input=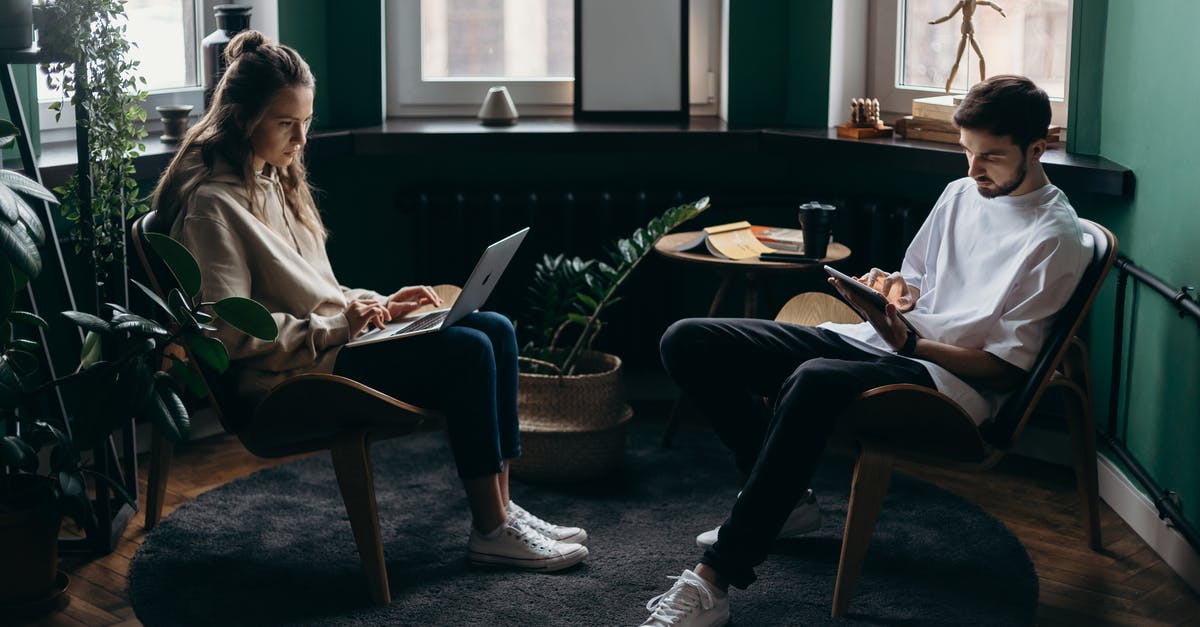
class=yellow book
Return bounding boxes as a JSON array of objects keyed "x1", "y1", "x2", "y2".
[{"x1": 675, "y1": 221, "x2": 774, "y2": 260}]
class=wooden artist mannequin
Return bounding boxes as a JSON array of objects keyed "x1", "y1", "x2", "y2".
[{"x1": 929, "y1": 0, "x2": 1006, "y2": 93}]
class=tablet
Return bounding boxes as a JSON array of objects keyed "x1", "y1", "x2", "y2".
[{"x1": 824, "y1": 265, "x2": 921, "y2": 338}]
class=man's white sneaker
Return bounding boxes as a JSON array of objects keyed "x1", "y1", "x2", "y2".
[
  {"x1": 696, "y1": 489, "x2": 820, "y2": 551},
  {"x1": 508, "y1": 501, "x2": 589, "y2": 544},
  {"x1": 468, "y1": 518, "x2": 588, "y2": 571},
  {"x1": 641, "y1": 569, "x2": 730, "y2": 627}
]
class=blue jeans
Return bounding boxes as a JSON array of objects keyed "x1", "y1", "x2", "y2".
[
  {"x1": 660, "y1": 319, "x2": 934, "y2": 588},
  {"x1": 333, "y1": 311, "x2": 521, "y2": 479}
]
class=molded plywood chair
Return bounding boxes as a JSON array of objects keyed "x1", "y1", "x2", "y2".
[
  {"x1": 775, "y1": 220, "x2": 1116, "y2": 617},
  {"x1": 131, "y1": 211, "x2": 459, "y2": 605}
]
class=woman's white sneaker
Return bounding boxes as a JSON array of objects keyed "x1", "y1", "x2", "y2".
[
  {"x1": 508, "y1": 501, "x2": 589, "y2": 544},
  {"x1": 641, "y1": 569, "x2": 730, "y2": 627},
  {"x1": 468, "y1": 517, "x2": 588, "y2": 571},
  {"x1": 696, "y1": 489, "x2": 820, "y2": 550}
]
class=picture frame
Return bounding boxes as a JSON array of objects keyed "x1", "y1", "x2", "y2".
[{"x1": 573, "y1": 0, "x2": 688, "y2": 123}]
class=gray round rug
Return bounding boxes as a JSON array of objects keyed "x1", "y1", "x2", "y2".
[{"x1": 130, "y1": 424, "x2": 1037, "y2": 626}]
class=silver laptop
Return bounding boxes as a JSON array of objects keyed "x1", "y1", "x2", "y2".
[{"x1": 345, "y1": 227, "x2": 530, "y2": 348}]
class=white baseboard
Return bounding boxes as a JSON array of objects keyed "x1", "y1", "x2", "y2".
[
  {"x1": 1009, "y1": 424, "x2": 1200, "y2": 596},
  {"x1": 1097, "y1": 454, "x2": 1200, "y2": 596}
]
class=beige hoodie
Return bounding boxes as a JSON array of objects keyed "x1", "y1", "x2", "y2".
[{"x1": 170, "y1": 164, "x2": 384, "y2": 405}]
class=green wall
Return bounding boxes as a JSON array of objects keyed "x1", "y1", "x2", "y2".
[
  {"x1": 278, "y1": 1, "x2": 384, "y2": 129},
  {"x1": 726, "y1": 0, "x2": 832, "y2": 127},
  {"x1": 1, "y1": 64, "x2": 40, "y2": 164},
  {"x1": 1080, "y1": 0, "x2": 1200, "y2": 533}
]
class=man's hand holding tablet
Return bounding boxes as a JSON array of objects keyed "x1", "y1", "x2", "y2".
[{"x1": 824, "y1": 265, "x2": 922, "y2": 340}]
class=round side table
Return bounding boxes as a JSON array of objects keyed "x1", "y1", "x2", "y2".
[{"x1": 654, "y1": 231, "x2": 852, "y2": 318}]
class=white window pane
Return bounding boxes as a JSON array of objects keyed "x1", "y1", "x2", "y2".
[
  {"x1": 901, "y1": 0, "x2": 1069, "y2": 99},
  {"x1": 421, "y1": 0, "x2": 574, "y2": 80},
  {"x1": 37, "y1": 0, "x2": 197, "y2": 101}
]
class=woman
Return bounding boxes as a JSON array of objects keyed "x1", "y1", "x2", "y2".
[{"x1": 151, "y1": 30, "x2": 588, "y2": 572}]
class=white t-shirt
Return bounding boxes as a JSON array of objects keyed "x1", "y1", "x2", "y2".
[{"x1": 820, "y1": 177, "x2": 1093, "y2": 424}]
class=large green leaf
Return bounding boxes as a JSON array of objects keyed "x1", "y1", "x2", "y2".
[
  {"x1": 149, "y1": 372, "x2": 190, "y2": 443},
  {"x1": 213, "y1": 297, "x2": 277, "y2": 341},
  {"x1": 62, "y1": 310, "x2": 111, "y2": 334},
  {"x1": 111, "y1": 313, "x2": 170, "y2": 339},
  {"x1": 130, "y1": 278, "x2": 176, "y2": 323},
  {"x1": 8, "y1": 310, "x2": 48, "y2": 329},
  {"x1": 0, "y1": 169, "x2": 59, "y2": 204},
  {"x1": 168, "y1": 353, "x2": 208, "y2": 398},
  {"x1": 0, "y1": 210, "x2": 41, "y2": 278},
  {"x1": 0, "y1": 119, "x2": 17, "y2": 143},
  {"x1": 79, "y1": 331, "x2": 102, "y2": 368},
  {"x1": 145, "y1": 232, "x2": 201, "y2": 298},
  {"x1": 0, "y1": 354, "x2": 23, "y2": 408},
  {"x1": 187, "y1": 334, "x2": 229, "y2": 373},
  {"x1": 0, "y1": 435, "x2": 37, "y2": 472}
]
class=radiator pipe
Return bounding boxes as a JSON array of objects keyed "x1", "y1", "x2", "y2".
[{"x1": 1104, "y1": 255, "x2": 1200, "y2": 553}]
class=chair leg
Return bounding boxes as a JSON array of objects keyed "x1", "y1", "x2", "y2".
[
  {"x1": 1064, "y1": 387, "x2": 1103, "y2": 551},
  {"x1": 145, "y1": 426, "x2": 173, "y2": 530},
  {"x1": 832, "y1": 443, "x2": 895, "y2": 618},
  {"x1": 330, "y1": 430, "x2": 391, "y2": 605}
]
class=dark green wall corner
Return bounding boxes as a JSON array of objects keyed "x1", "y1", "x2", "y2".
[
  {"x1": 278, "y1": 0, "x2": 384, "y2": 130},
  {"x1": 726, "y1": 0, "x2": 832, "y2": 127},
  {"x1": 1, "y1": 64, "x2": 41, "y2": 164}
]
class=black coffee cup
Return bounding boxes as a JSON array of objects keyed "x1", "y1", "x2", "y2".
[{"x1": 798, "y1": 201, "x2": 837, "y2": 260}]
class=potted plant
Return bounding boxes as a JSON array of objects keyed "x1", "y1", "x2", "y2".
[
  {"x1": 0, "y1": 120, "x2": 276, "y2": 616},
  {"x1": 512, "y1": 197, "x2": 710, "y2": 482},
  {"x1": 33, "y1": 0, "x2": 149, "y2": 289}
]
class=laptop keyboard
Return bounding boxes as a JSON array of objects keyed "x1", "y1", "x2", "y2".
[{"x1": 399, "y1": 310, "x2": 448, "y2": 335}]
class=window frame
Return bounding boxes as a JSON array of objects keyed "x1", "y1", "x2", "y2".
[
  {"x1": 867, "y1": 0, "x2": 1070, "y2": 127},
  {"x1": 36, "y1": 0, "x2": 278, "y2": 145},
  {"x1": 385, "y1": 0, "x2": 721, "y2": 118}
]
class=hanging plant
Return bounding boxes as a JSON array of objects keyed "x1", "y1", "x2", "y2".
[{"x1": 34, "y1": 0, "x2": 149, "y2": 281}]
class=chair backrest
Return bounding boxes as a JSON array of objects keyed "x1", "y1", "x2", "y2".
[
  {"x1": 980, "y1": 219, "x2": 1117, "y2": 449},
  {"x1": 130, "y1": 211, "x2": 251, "y2": 434}
]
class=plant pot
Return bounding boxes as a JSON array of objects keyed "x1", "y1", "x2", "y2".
[
  {"x1": 512, "y1": 350, "x2": 633, "y2": 483},
  {"x1": 0, "y1": 475, "x2": 66, "y2": 612}
]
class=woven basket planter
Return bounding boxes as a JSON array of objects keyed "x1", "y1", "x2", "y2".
[{"x1": 512, "y1": 350, "x2": 633, "y2": 482}]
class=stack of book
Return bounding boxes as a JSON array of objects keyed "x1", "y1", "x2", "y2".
[{"x1": 895, "y1": 95, "x2": 1062, "y2": 145}]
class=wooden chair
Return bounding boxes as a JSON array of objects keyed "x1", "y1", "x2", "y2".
[
  {"x1": 773, "y1": 220, "x2": 1116, "y2": 617},
  {"x1": 131, "y1": 211, "x2": 459, "y2": 605}
]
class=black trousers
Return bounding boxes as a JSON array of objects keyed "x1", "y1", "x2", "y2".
[{"x1": 659, "y1": 319, "x2": 934, "y2": 588}]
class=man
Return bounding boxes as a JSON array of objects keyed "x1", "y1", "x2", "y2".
[{"x1": 641, "y1": 75, "x2": 1092, "y2": 626}]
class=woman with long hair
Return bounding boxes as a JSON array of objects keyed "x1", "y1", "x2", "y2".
[{"x1": 152, "y1": 30, "x2": 588, "y2": 572}]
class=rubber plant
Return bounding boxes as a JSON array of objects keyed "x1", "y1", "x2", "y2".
[
  {"x1": 33, "y1": 0, "x2": 150, "y2": 279},
  {"x1": 520, "y1": 196, "x2": 710, "y2": 375},
  {"x1": 0, "y1": 119, "x2": 276, "y2": 541}
]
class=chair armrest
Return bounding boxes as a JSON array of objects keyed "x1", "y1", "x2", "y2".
[
  {"x1": 241, "y1": 374, "x2": 442, "y2": 458},
  {"x1": 840, "y1": 384, "x2": 990, "y2": 463}
]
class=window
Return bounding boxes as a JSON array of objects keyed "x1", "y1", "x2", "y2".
[
  {"x1": 387, "y1": 0, "x2": 721, "y2": 117},
  {"x1": 34, "y1": 0, "x2": 281, "y2": 143},
  {"x1": 869, "y1": 0, "x2": 1071, "y2": 126}
]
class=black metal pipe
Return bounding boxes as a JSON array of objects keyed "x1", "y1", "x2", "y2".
[{"x1": 1106, "y1": 254, "x2": 1200, "y2": 554}]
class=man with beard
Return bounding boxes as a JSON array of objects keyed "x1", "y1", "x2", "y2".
[{"x1": 640, "y1": 75, "x2": 1092, "y2": 627}]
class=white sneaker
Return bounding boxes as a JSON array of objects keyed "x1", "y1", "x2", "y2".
[
  {"x1": 641, "y1": 569, "x2": 730, "y2": 627},
  {"x1": 696, "y1": 489, "x2": 820, "y2": 551},
  {"x1": 508, "y1": 501, "x2": 589, "y2": 544},
  {"x1": 468, "y1": 517, "x2": 589, "y2": 571}
]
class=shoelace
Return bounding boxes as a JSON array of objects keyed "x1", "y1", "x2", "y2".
[
  {"x1": 644, "y1": 575, "x2": 714, "y2": 624},
  {"x1": 510, "y1": 503, "x2": 561, "y2": 535},
  {"x1": 507, "y1": 518, "x2": 554, "y2": 552}
]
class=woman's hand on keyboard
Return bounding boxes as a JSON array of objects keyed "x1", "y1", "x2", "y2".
[
  {"x1": 345, "y1": 299, "x2": 392, "y2": 337},
  {"x1": 386, "y1": 285, "x2": 443, "y2": 318}
]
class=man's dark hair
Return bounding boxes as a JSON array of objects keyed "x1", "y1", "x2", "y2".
[{"x1": 953, "y1": 75, "x2": 1051, "y2": 150}]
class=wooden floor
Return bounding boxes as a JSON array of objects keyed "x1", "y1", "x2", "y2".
[{"x1": 15, "y1": 413, "x2": 1200, "y2": 627}]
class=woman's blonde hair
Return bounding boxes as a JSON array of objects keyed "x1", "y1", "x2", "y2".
[{"x1": 151, "y1": 30, "x2": 324, "y2": 238}]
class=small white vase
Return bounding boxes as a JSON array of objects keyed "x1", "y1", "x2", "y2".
[{"x1": 477, "y1": 86, "x2": 518, "y2": 127}]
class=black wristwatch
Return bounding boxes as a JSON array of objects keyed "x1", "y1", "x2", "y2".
[{"x1": 897, "y1": 331, "x2": 918, "y2": 357}]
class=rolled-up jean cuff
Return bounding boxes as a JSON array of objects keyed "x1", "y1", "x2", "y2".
[
  {"x1": 700, "y1": 548, "x2": 757, "y2": 590},
  {"x1": 455, "y1": 455, "x2": 505, "y2": 480}
]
